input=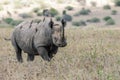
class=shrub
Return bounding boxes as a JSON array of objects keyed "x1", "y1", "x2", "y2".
[
  {"x1": 103, "y1": 16, "x2": 112, "y2": 21},
  {"x1": 55, "y1": 16, "x2": 61, "y2": 21},
  {"x1": 43, "y1": 9, "x2": 50, "y2": 16},
  {"x1": 103, "y1": 5, "x2": 111, "y2": 10},
  {"x1": 3, "y1": 18, "x2": 23, "y2": 26},
  {"x1": 87, "y1": 17, "x2": 100, "y2": 23},
  {"x1": 115, "y1": 0, "x2": 120, "y2": 6},
  {"x1": 10, "y1": 20, "x2": 23, "y2": 26},
  {"x1": 49, "y1": 8, "x2": 59, "y2": 17},
  {"x1": 62, "y1": 10, "x2": 66, "y2": 15},
  {"x1": 37, "y1": 12, "x2": 42, "y2": 16},
  {"x1": 72, "y1": 20, "x2": 86, "y2": 26},
  {"x1": 63, "y1": 14, "x2": 72, "y2": 21},
  {"x1": 62, "y1": 10, "x2": 72, "y2": 21},
  {"x1": 79, "y1": 8, "x2": 91, "y2": 15},
  {"x1": 19, "y1": 13, "x2": 32, "y2": 18},
  {"x1": 3, "y1": 18, "x2": 13, "y2": 24},
  {"x1": 33, "y1": 7, "x2": 40, "y2": 13},
  {"x1": 106, "y1": 19, "x2": 115, "y2": 25},
  {"x1": 72, "y1": 21, "x2": 80, "y2": 26},
  {"x1": 111, "y1": 10, "x2": 117, "y2": 15},
  {"x1": 65, "y1": 6, "x2": 73, "y2": 11},
  {"x1": 79, "y1": 20, "x2": 86, "y2": 26}
]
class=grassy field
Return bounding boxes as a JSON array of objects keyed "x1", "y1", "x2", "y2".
[{"x1": 0, "y1": 27, "x2": 120, "y2": 80}]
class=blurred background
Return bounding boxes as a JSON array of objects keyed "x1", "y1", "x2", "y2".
[{"x1": 0, "y1": 0, "x2": 120, "y2": 28}]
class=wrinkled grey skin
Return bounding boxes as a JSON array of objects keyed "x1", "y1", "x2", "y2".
[{"x1": 11, "y1": 18, "x2": 67, "y2": 62}]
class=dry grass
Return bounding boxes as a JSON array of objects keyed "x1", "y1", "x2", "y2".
[{"x1": 0, "y1": 27, "x2": 120, "y2": 80}]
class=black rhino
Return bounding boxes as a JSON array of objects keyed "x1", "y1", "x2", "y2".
[{"x1": 11, "y1": 18, "x2": 67, "y2": 62}]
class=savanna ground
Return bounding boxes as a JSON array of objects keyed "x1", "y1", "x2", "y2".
[{"x1": 0, "y1": 27, "x2": 120, "y2": 80}]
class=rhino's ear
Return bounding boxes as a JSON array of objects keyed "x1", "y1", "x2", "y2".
[
  {"x1": 61, "y1": 19, "x2": 66, "y2": 27},
  {"x1": 49, "y1": 18, "x2": 54, "y2": 28}
]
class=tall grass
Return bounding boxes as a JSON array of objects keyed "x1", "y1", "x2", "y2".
[{"x1": 0, "y1": 27, "x2": 120, "y2": 80}]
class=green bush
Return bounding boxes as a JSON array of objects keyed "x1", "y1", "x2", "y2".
[
  {"x1": 87, "y1": 17, "x2": 100, "y2": 23},
  {"x1": 103, "y1": 16, "x2": 112, "y2": 21},
  {"x1": 72, "y1": 20, "x2": 86, "y2": 26},
  {"x1": 103, "y1": 5, "x2": 111, "y2": 10},
  {"x1": 62, "y1": 10, "x2": 66, "y2": 15},
  {"x1": 65, "y1": 6, "x2": 73, "y2": 11},
  {"x1": 55, "y1": 16, "x2": 61, "y2": 21},
  {"x1": 72, "y1": 21, "x2": 80, "y2": 26},
  {"x1": 19, "y1": 13, "x2": 32, "y2": 18},
  {"x1": 49, "y1": 8, "x2": 59, "y2": 17},
  {"x1": 3, "y1": 18, "x2": 23, "y2": 26},
  {"x1": 79, "y1": 20, "x2": 86, "y2": 26},
  {"x1": 79, "y1": 8, "x2": 91, "y2": 15},
  {"x1": 37, "y1": 12, "x2": 42, "y2": 16},
  {"x1": 63, "y1": 14, "x2": 72, "y2": 21},
  {"x1": 62, "y1": 10, "x2": 72, "y2": 21},
  {"x1": 10, "y1": 20, "x2": 23, "y2": 26},
  {"x1": 106, "y1": 19, "x2": 115, "y2": 25},
  {"x1": 115, "y1": 0, "x2": 120, "y2": 6},
  {"x1": 33, "y1": 7, "x2": 40, "y2": 13},
  {"x1": 111, "y1": 10, "x2": 117, "y2": 15},
  {"x1": 3, "y1": 18, "x2": 13, "y2": 24}
]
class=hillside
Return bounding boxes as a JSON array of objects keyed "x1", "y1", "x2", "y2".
[{"x1": 0, "y1": 0, "x2": 120, "y2": 27}]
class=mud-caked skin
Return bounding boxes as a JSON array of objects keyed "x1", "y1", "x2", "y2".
[{"x1": 11, "y1": 18, "x2": 67, "y2": 62}]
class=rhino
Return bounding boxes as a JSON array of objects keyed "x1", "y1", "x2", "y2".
[{"x1": 11, "y1": 18, "x2": 67, "y2": 62}]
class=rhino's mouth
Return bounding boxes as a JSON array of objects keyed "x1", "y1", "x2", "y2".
[
  {"x1": 55, "y1": 41, "x2": 67, "y2": 47},
  {"x1": 52, "y1": 36, "x2": 67, "y2": 47},
  {"x1": 59, "y1": 42, "x2": 67, "y2": 47}
]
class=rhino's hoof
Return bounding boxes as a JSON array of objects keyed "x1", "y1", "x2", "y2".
[
  {"x1": 46, "y1": 58, "x2": 51, "y2": 62},
  {"x1": 27, "y1": 58, "x2": 34, "y2": 62},
  {"x1": 18, "y1": 59, "x2": 23, "y2": 63},
  {"x1": 44, "y1": 57, "x2": 51, "y2": 62}
]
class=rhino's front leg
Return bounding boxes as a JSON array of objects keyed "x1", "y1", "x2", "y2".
[
  {"x1": 27, "y1": 54, "x2": 35, "y2": 61},
  {"x1": 37, "y1": 47, "x2": 50, "y2": 61}
]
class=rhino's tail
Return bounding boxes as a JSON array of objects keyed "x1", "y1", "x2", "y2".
[{"x1": 4, "y1": 37, "x2": 11, "y2": 41}]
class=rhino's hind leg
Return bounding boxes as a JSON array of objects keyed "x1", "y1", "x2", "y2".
[
  {"x1": 12, "y1": 38, "x2": 23, "y2": 63},
  {"x1": 37, "y1": 47, "x2": 50, "y2": 61},
  {"x1": 16, "y1": 47, "x2": 23, "y2": 63},
  {"x1": 27, "y1": 54, "x2": 35, "y2": 61}
]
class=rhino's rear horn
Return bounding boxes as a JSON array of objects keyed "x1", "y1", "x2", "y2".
[
  {"x1": 61, "y1": 19, "x2": 66, "y2": 27},
  {"x1": 49, "y1": 18, "x2": 54, "y2": 28}
]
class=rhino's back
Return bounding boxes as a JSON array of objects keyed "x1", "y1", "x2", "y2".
[
  {"x1": 12, "y1": 20, "x2": 37, "y2": 53},
  {"x1": 12, "y1": 18, "x2": 53, "y2": 53}
]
